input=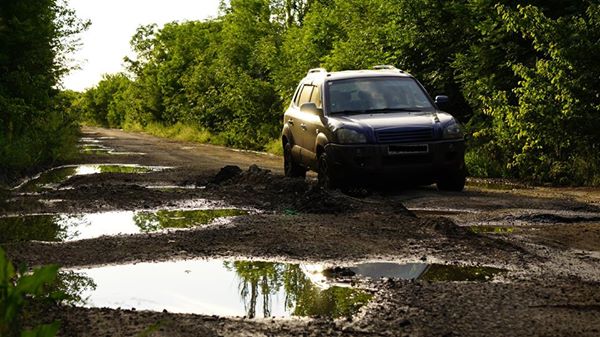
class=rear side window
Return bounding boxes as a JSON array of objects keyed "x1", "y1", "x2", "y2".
[
  {"x1": 310, "y1": 85, "x2": 322, "y2": 108},
  {"x1": 296, "y1": 85, "x2": 314, "y2": 107}
]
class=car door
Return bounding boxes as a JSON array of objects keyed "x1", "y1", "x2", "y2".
[
  {"x1": 299, "y1": 84, "x2": 325, "y2": 168},
  {"x1": 286, "y1": 83, "x2": 313, "y2": 161}
]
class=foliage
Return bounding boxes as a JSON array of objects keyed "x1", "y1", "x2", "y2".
[
  {"x1": 0, "y1": 0, "x2": 89, "y2": 181},
  {"x1": 0, "y1": 248, "x2": 60, "y2": 337},
  {"x1": 77, "y1": 0, "x2": 599, "y2": 185}
]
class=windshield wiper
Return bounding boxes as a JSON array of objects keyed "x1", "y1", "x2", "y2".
[{"x1": 366, "y1": 108, "x2": 423, "y2": 113}]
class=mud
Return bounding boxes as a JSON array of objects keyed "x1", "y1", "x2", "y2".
[{"x1": 1, "y1": 126, "x2": 600, "y2": 337}]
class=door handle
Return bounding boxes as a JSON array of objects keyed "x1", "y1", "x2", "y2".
[
  {"x1": 287, "y1": 119, "x2": 294, "y2": 126},
  {"x1": 300, "y1": 124, "x2": 307, "y2": 130}
]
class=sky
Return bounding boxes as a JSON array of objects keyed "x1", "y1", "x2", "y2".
[{"x1": 61, "y1": 0, "x2": 221, "y2": 92}]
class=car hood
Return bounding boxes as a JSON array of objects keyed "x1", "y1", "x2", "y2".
[{"x1": 328, "y1": 111, "x2": 455, "y2": 131}]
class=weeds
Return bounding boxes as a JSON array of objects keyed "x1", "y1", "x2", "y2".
[{"x1": 0, "y1": 248, "x2": 63, "y2": 337}]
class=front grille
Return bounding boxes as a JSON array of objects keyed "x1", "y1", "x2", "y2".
[
  {"x1": 382, "y1": 154, "x2": 433, "y2": 166},
  {"x1": 376, "y1": 128, "x2": 434, "y2": 143}
]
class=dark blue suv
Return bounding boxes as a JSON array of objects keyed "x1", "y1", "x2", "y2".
[{"x1": 281, "y1": 66, "x2": 466, "y2": 191}]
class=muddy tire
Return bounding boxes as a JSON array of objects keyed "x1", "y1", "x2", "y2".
[
  {"x1": 436, "y1": 169, "x2": 466, "y2": 192},
  {"x1": 284, "y1": 143, "x2": 306, "y2": 178},
  {"x1": 317, "y1": 153, "x2": 339, "y2": 189}
]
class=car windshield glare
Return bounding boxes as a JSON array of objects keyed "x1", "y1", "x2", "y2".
[{"x1": 326, "y1": 77, "x2": 433, "y2": 115}]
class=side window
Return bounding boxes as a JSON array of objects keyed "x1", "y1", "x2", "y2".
[
  {"x1": 297, "y1": 85, "x2": 313, "y2": 107},
  {"x1": 310, "y1": 85, "x2": 322, "y2": 108},
  {"x1": 291, "y1": 84, "x2": 302, "y2": 106}
]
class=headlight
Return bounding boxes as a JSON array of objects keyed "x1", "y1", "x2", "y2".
[
  {"x1": 336, "y1": 129, "x2": 367, "y2": 144},
  {"x1": 443, "y1": 120, "x2": 464, "y2": 139}
]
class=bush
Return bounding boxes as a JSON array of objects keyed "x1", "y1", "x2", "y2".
[{"x1": 0, "y1": 248, "x2": 60, "y2": 337}]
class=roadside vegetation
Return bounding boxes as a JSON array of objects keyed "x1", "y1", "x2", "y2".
[
  {"x1": 72, "y1": 0, "x2": 600, "y2": 186},
  {"x1": 0, "y1": 0, "x2": 89, "y2": 184},
  {"x1": 3, "y1": 0, "x2": 598, "y2": 186},
  {"x1": 0, "y1": 247, "x2": 93, "y2": 337}
]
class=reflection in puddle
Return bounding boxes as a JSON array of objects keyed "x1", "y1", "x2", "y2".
[
  {"x1": 343, "y1": 262, "x2": 506, "y2": 282},
  {"x1": 469, "y1": 226, "x2": 515, "y2": 234},
  {"x1": 74, "y1": 260, "x2": 372, "y2": 318},
  {"x1": 409, "y1": 207, "x2": 480, "y2": 216},
  {"x1": 79, "y1": 144, "x2": 146, "y2": 156},
  {"x1": 466, "y1": 179, "x2": 528, "y2": 190},
  {"x1": 421, "y1": 264, "x2": 505, "y2": 282},
  {"x1": 0, "y1": 215, "x2": 67, "y2": 243},
  {"x1": 0, "y1": 209, "x2": 248, "y2": 243},
  {"x1": 134, "y1": 209, "x2": 248, "y2": 232},
  {"x1": 79, "y1": 144, "x2": 112, "y2": 155},
  {"x1": 15, "y1": 164, "x2": 169, "y2": 192}
]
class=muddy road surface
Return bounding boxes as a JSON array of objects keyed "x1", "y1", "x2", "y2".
[{"x1": 1, "y1": 126, "x2": 600, "y2": 336}]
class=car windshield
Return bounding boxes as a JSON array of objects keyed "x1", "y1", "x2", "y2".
[{"x1": 326, "y1": 77, "x2": 433, "y2": 114}]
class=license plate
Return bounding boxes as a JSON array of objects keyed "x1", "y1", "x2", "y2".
[{"x1": 388, "y1": 144, "x2": 429, "y2": 155}]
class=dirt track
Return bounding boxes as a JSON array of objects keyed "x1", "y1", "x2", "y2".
[{"x1": 1, "y1": 126, "x2": 600, "y2": 336}]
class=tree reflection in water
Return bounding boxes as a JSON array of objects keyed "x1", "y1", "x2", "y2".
[
  {"x1": 0, "y1": 215, "x2": 68, "y2": 243},
  {"x1": 225, "y1": 261, "x2": 372, "y2": 319},
  {"x1": 134, "y1": 209, "x2": 248, "y2": 232}
]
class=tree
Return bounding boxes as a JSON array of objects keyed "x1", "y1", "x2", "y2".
[{"x1": 0, "y1": 0, "x2": 89, "y2": 179}]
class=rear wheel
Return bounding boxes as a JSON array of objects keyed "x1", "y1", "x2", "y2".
[
  {"x1": 317, "y1": 152, "x2": 339, "y2": 189},
  {"x1": 284, "y1": 143, "x2": 306, "y2": 178},
  {"x1": 436, "y1": 169, "x2": 466, "y2": 191}
]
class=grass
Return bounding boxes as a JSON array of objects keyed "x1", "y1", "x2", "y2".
[
  {"x1": 125, "y1": 122, "x2": 212, "y2": 144},
  {"x1": 120, "y1": 121, "x2": 284, "y2": 157}
]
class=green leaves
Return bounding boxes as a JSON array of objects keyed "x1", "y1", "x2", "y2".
[
  {"x1": 0, "y1": 248, "x2": 62, "y2": 337},
  {"x1": 76, "y1": 0, "x2": 599, "y2": 185},
  {"x1": 0, "y1": 0, "x2": 87, "y2": 178}
]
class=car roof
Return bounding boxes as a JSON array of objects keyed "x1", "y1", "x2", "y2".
[{"x1": 303, "y1": 68, "x2": 413, "y2": 85}]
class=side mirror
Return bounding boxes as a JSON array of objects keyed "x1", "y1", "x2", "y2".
[
  {"x1": 300, "y1": 102, "x2": 323, "y2": 116},
  {"x1": 435, "y1": 95, "x2": 449, "y2": 109}
]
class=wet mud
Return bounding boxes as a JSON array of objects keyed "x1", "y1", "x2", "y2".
[{"x1": 2, "y1": 126, "x2": 600, "y2": 337}]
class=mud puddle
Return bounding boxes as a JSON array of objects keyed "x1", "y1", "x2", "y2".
[
  {"x1": 71, "y1": 260, "x2": 505, "y2": 319},
  {"x1": 79, "y1": 144, "x2": 145, "y2": 156},
  {"x1": 468, "y1": 226, "x2": 516, "y2": 234},
  {"x1": 73, "y1": 259, "x2": 372, "y2": 319},
  {"x1": 0, "y1": 209, "x2": 247, "y2": 243},
  {"x1": 331, "y1": 262, "x2": 506, "y2": 282},
  {"x1": 466, "y1": 178, "x2": 529, "y2": 190},
  {"x1": 14, "y1": 164, "x2": 170, "y2": 193},
  {"x1": 409, "y1": 207, "x2": 481, "y2": 217}
]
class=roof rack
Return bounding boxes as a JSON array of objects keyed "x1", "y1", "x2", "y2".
[
  {"x1": 307, "y1": 68, "x2": 327, "y2": 75},
  {"x1": 373, "y1": 65, "x2": 404, "y2": 72}
]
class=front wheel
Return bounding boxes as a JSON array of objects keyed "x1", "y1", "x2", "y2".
[
  {"x1": 284, "y1": 143, "x2": 306, "y2": 178},
  {"x1": 317, "y1": 153, "x2": 340, "y2": 189},
  {"x1": 436, "y1": 169, "x2": 466, "y2": 192}
]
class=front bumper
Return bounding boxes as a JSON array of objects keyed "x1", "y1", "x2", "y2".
[{"x1": 325, "y1": 139, "x2": 465, "y2": 180}]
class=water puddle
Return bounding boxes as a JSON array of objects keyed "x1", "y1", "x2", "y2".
[
  {"x1": 73, "y1": 259, "x2": 372, "y2": 318},
  {"x1": 72, "y1": 260, "x2": 504, "y2": 318},
  {"x1": 469, "y1": 226, "x2": 515, "y2": 234},
  {"x1": 79, "y1": 137, "x2": 102, "y2": 144},
  {"x1": 466, "y1": 179, "x2": 528, "y2": 190},
  {"x1": 79, "y1": 144, "x2": 146, "y2": 156},
  {"x1": 14, "y1": 164, "x2": 169, "y2": 192},
  {"x1": 79, "y1": 144, "x2": 113, "y2": 155},
  {"x1": 329, "y1": 262, "x2": 506, "y2": 282},
  {"x1": 409, "y1": 207, "x2": 480, "y2": 216},
  {"x1": 0, "y1": 209, "x2": 247, "y2": 243}
]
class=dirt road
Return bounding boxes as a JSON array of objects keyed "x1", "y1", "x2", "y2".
[{"x1": 1, "y1": 126, "x2": 600, "y2": 336}]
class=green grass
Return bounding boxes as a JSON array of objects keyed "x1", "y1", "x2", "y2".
[
  {"x1": 125, "y1": 122, "x2": 212, "y2": 144},
  {"x1": 120, "y1": 121, "x2": 284, "y2": 157},
  {"x1": 265, "y1": 138, "x2": 283, "y2": 156}
]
